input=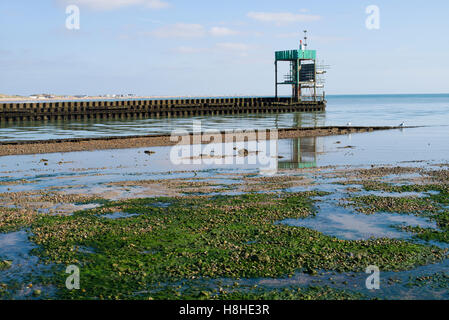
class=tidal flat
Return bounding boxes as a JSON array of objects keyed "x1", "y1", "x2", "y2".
[
  {"x1": 1, "y1": 118, "x2": 449, "y2": 300},
  {"x1": 1, "y1": 136, "x2": 449, "y2": 299}
]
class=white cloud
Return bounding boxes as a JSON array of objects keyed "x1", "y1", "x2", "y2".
[
  {"x1": 216, "y1": 42, "x2": 252, "y2": 51},
  {"x1": 174, "y1": 46, "x2": 206, "y2": 54},
  {"x1": 150, "y1": 24, "x2": 241, "y2": 39},
  {"x1": 209, "y1": 27, "x2": 239, "y2": 37},
  {"x1": 247, "y1": 11, "x2": 321, "y2": 25},
  {"x1": 173, "y1": 43, "x2": 255, "y2": 57},
  {"x1": 215, "y1": 42, "x2": 254, "y2": 57},
  {"x1": 150, "y1": 23, "x2": 206, "y2": 38},
  {"x1": 57, "y1": 0, "x2": 170, "y2": 10}
]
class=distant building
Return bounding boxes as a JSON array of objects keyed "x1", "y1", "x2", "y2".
[
  {"x1": 99, "y1": 94, "x2": 136, "y2": 98},
  {"x1": 29, "y1": 94, "x2": 54, "y2": 99}
]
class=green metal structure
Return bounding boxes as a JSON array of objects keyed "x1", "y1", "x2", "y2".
[
  {"x1": 275, "y1": 49, "x2": 316, "y2": 61},
  {"x1": 274, "y1": 32, "x2": 324, "y2": 102}
]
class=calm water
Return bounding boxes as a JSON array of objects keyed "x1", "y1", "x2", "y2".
[
  {"x1": 1, "y1": 94, "x2": 448, "y2": 141},
  {"x1": 1, "y1": 93, "x2": 449, "y2": 189}
]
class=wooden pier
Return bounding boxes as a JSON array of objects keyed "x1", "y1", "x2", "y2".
[{"x1": 0, "y1": 97, "x2": 326, "y2": 122}]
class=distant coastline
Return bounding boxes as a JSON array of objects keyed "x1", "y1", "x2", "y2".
[
  {"x1": 0, "y1": 94, "x2": 277, "y2": 103},
  {"x1": 1, "y1": 93, "x2": 448, "y2": 104}
]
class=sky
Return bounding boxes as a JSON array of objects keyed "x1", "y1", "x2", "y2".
[{"x1": 0, "y1": 0, "x2": 448, "y2": 96}]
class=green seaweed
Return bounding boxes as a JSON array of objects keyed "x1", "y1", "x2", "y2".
[
  {"x1": 344, "y1": 195, "x2": 439, "y2": 215},
  {"x1": 0, "y1": 259, "x2": 12, "y2": 270},
  {"x1": 0, "y1": 208, "x2": 37, "y2": 233},
  {"x1": 22, "y1": 192, "x2": 446, "y2": 300}
]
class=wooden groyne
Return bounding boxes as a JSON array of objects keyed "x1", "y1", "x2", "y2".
[{"x1": 0, "y1": 97, "x2": 326, "y2": 122}]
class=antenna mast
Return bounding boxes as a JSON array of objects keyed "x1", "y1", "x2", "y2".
[{"x1": 303, "y1": 30, "x2": 308, "y2": 50}]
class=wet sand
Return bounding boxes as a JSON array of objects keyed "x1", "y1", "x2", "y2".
[{"x1": 0, "y1": 126, "x2": 404, "y2": 156}]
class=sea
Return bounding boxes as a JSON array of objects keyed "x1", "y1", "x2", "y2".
[{"x1": 0, "y1": 94, "x2": 448, "y2": 141}]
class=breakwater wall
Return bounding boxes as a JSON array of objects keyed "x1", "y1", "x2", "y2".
[{"x1": 0, "y1": 97, "x2": 325, "y2": 122}]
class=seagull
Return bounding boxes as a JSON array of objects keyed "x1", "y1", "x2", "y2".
[
  {"x1": 347, "y1": 122, "x2": 352, "y2": 127},
  {"x1": 399, "y1": 122, "x2": 405, "y2": 127}
]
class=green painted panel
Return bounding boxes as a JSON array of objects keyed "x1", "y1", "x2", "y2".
[
  {"x1": 299, "y1": 50, "x2": 316, "y2": 60},
  {"x1": 275, "y1": 50, "x2": 316, "y2": 61}
]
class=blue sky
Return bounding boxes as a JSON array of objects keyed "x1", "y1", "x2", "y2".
[{"x1": 0, "y1": 0, "x2": 448, "y2": 96}]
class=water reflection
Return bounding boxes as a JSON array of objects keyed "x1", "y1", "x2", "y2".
[
  {"x1": 2, "y1": 94, "x2": 449, "y2": 141},
  {"x1": 0, "y1": 111, "x2": 326, "y2": 141},
  {"x1": 278, "y1": 137, "x2": 323, "y2": 169}
]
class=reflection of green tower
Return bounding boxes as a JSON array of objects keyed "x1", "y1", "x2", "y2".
[
  {"x1": 292, "y1": 107, "x2": 324, "y2": 128},
  {"x1": 294, "y1": 113, "x2": 302, "y2": 128},
  {"x1": 278, "y1": 137, "x2": 317, "y2": 169}
]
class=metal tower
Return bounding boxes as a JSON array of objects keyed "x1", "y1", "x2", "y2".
[{"x1": 274, "y1": 31, "x2": 327, "y2": 101}]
